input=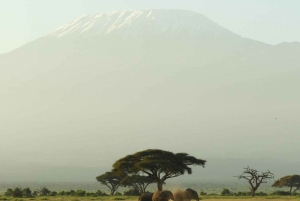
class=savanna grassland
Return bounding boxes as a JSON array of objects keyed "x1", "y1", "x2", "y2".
[{"x1": 1, "y1": 196, "x2": 300, "y2": 201}]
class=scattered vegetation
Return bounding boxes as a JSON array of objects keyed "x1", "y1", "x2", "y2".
[{"x1": 235, "y1": 166, "x2": 274, "y2": 197}]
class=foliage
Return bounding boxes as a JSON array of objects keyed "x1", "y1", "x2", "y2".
[
  {"x1": 58, "y1": 191, "x2": 65, "y2": 196},
  {"x1": 123, "y1": 188, "x2": 141, "y2": 196},
  {"x1": 235, "y1": 166, "x2": 274, "y2": 197},
  {"x1": 4, "y1": 189, "x2": 13, "y2": 196},
  {"x1": 221, "y1": 188, "x2": 231, "y2": 195},
  {"x1": 96, "y1": 171, "x2": 126, "y2": 195},
  {"x1": 38, "y1": 187, "x2": 51, "y2": 196},
  {"x1": 272, "y1": 175, "x2": 300, "y2": 195},
  {"x1": 114, "y1": 192, "x2": 122, "y2": 196},
  {"x1": 49, "y1": 191, "x2": 57, "y2": 196},
  {"x1": 75, "y1": 190, "x2": 86, "y2": 197},
  {"x1": 113, "y1": 149, "x2": 206, "y2": 190},
  {"x1": 271, "y1": 190, "x2": 292, "y2": 196},
  {"x1": 12, "y1": 188, "x2": 23, "y2": 198},
  {"x1": 200, "y1": 192, "x2": 207, "y2": 195},
  {"x1": 235, "y1": 191, "x2": 251, "y2": 196},
  {"x1": 121, "y1": 175, "x2": 155, "y2": 193},
  {"x1": 22, "y1": 188, "x2": 32, "y2": 197}
]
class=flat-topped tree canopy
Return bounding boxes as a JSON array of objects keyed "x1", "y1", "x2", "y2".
[
  {"x1": 272, "y1": 175, "x2": 300, "y2": 195},
  {"x1": 113, "y1": 149, "x2": 206, "y2": 190}
]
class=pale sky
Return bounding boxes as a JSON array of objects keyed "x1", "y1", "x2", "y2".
[{"x1": 1, "y1": 0, "x2": 300, "y2": 54}]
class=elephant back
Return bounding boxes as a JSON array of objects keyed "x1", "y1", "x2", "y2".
[
  {"x1": 186, "y1": 189, "x2": 199, "y2": 201},
  {"x1": 173, "y1": 190, "x2": 185, "y2": 201},
  {"x1": 153, "y1": 190, "x2": 174, "y2": 201},
  {"x1": 139, "y1": 193, "x2": 154, "y2": 201},
  {"x1": 173, "y1": 189, "x2": 199, "y2": 201}
]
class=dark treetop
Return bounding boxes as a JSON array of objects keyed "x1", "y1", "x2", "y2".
[{"x1": 113, "y1": 149, "x2": 206, "y2": 190}]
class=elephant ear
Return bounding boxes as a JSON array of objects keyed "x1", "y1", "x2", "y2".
[
  {"x1": 186, "y1": 189, "x2": 198, "y2": 200},
  {"x1": 161, "y1": 191, "x2": 174, "y2": 201}
]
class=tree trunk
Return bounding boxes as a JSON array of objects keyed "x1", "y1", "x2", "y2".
[
  {"x1": 251, "y1": 190, "x2": 256, "y2": 197},
  {"x1": 157, "y1": 181, "x2": 164, "y2": 191}
]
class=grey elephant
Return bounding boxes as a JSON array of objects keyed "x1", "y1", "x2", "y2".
[
  {"x1": 152, "y1": 190, "x2": 175, "y2": 201},
  {"x1": 139, "y1": 193, "x2": 154, "y2": 201},
  {"x1": 173, "y1": 189, "x2": 200, "y2": 201}
]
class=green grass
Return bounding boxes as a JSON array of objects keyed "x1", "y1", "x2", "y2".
[{"x1": 1, "y1": 195, "x2": 300, "y2": 201}]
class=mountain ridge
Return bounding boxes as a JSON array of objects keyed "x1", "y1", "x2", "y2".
[{"x1": 48, "y1": 9, "x2": 238, "y2": 39}]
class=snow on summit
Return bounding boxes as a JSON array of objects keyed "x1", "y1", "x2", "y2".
[{"x1": 49, "y1": 10, "x2": 235, "y2": 38}]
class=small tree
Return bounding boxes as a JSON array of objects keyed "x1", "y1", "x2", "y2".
[
  {"x1": 22, "y1": 188, "x2": 32, "y2": 197},
  {"x1": 75, "y1": 190, "x2": 86, "y2": 197},
  {"x1": 221, "y1": 188, "x2": 231, "y2": 196},
  {"x1": 4, "y1": 188, "x2": 13, "y2": 196},
  {"x1": 38, "y1": 187, "x2": 51, "y2": 196},
  {"x1": 96, "y1": 171, "x2": 126, "y2": 195},
  {"x1": 113, "y1": 149, "x2": 206, "y2": 191},
  {"x1": 121, "y1": 175, "x2": 155, "y2": 193},
  {"x1": 12, "y1": 188, "x2": 23, "y2": 198},
  {"x1": 235, "y1": 166, "x2": 274, "y2": 197},
  {"x1": 272, "y1": 175, "x2": 300, "y2": 195}
]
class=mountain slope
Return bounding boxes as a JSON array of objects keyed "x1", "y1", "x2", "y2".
[{"x1": 0, "y1": 10, "x2": 299, "y2": 182}]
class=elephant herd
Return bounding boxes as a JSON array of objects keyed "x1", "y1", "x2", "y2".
[{"x1": 138, "y1": 189, "x2": 200, "y2": 201}]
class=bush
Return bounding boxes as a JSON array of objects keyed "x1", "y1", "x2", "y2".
[
  {"x1": 235, "y1": 191, "x2": 251, "y2": 196},
  {"x1": 271, "y1": 191, "x2": 291, "y2": 195},
  {"x1": 5, "y1": 189, "x2": 13, "y2": 196},
  {"x1": 75, "y1": 190, "x2": 86, "y2": 197},
  {"x1": 12, "y1": 188, "x2": 23, "y2": 198},
  {"x1": 58, "y1": 191, "x2": 65, "y2": 196},
  {"x1": 199, "y1": 192, "x2": 207, "y2": 195},
  {"x1": 114, "y1": 192, "x2": 122, "y2": 196},
  {"x1": 49, "y1": 191, "x2": 57, "y2": 196},
  {"x1": 39, "y1": 187, "x2": 51, "y2": 196},
  {"x1": 256, "y1": 192, "x2": 267, "y2": 196},
  {"x1": 123, "y1": 188, "x2": 140, "y2": 196},
  {"x1": 22, "y1": 188, "x2": 32, "y2": 197},
  {"x1": 221, "y1": 188, "x2": 231, "y2": 196}
]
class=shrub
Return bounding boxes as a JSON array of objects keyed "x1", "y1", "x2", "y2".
[
  {"x1": 114, "y1": 192, "x2": 122, "y2": 196},
  {"x1": 5, "y1": 189, "x2": 13, "y2": 196},
  {"x1": 75, "y1": 190, "x2": 86, "y2": 197},
  {"x1": 199, "y1": 192, "x2": 207, "y2": 195},
  {"x1": 85, "y1": 192, "x2": 95, "y2": 196},
  {"x1": 12, "y1": 188, "x2": 23, "y2": 198},
  {"x1": 49, "y1": 191, "x2": 57, "y2": 196},
  {"x1": 256, "y1": 192, "x2": 267, "y2": 196},
  {"x1": 22, "y1": 188, "x2": 32, "y2": 197},
  {"x1": 271, "y1": 191, "x2": 291, "y2": 195},
  {"x1": 38, "y1": 188, "x2": 51, "y2": 196},
  {"x1": 221, "y1": 188, "x2": 231, "y2": 196},
  {"x1": 69, "y1": 190, "x2": 76, "y2": 196},
  {"x1": 58, "y1": 191, "x2": 65, "y2": 196},
  {"x1": 123, "y1": 188, "x2": 140, "y2": 196}
]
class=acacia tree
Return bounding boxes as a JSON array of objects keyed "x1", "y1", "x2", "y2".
[
  {"x1": 121, "y1": 175, "x2": 156, "y2": 193},
  {"x1": 235, "y1": 166, "x2": 274, "y2": 197},
  {"x1": 272, "y1": 175, "x2": 300, "y2": 195},
  {"x1": 113, "y1": 149, "x2": 206, "y2": 191},
  {"x1": 96, "y1": 171, "x2": 126, "y2": 195}
]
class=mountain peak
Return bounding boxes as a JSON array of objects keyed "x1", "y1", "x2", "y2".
[{"x1": 49, "y1": 9, "x2": 236, "y2": 39}]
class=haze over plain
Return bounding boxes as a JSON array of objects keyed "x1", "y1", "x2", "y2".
[{"x1": 0, "y1": 4, "x2": 300, "y2": 183}]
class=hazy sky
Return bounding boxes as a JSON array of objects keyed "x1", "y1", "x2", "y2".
[{"x1": 1, "y1": 0, "x2": 300, "y2": 54}]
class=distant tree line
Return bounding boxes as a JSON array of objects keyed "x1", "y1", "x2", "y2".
[{"x1": 3, "y1": 187, "x2": 115, "y2": 198}]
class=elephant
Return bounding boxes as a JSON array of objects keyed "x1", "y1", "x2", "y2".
[
  {"x1": 139, "y1": 193, "x2": 153, "y2": 201},
  {"x1": 152, "y1": 190, "x2": 175, "y2": 201},
  {"x1": 173, "y1": 189, "x2": 200, "y2": 201}
]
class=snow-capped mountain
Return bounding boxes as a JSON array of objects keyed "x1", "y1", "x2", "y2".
[
  {"x1": 49, "y1": 10, "x2": 236, "y2": 38},
  {"x1": 0, "y1": 10, "x2": 300, "y2": 182}
]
